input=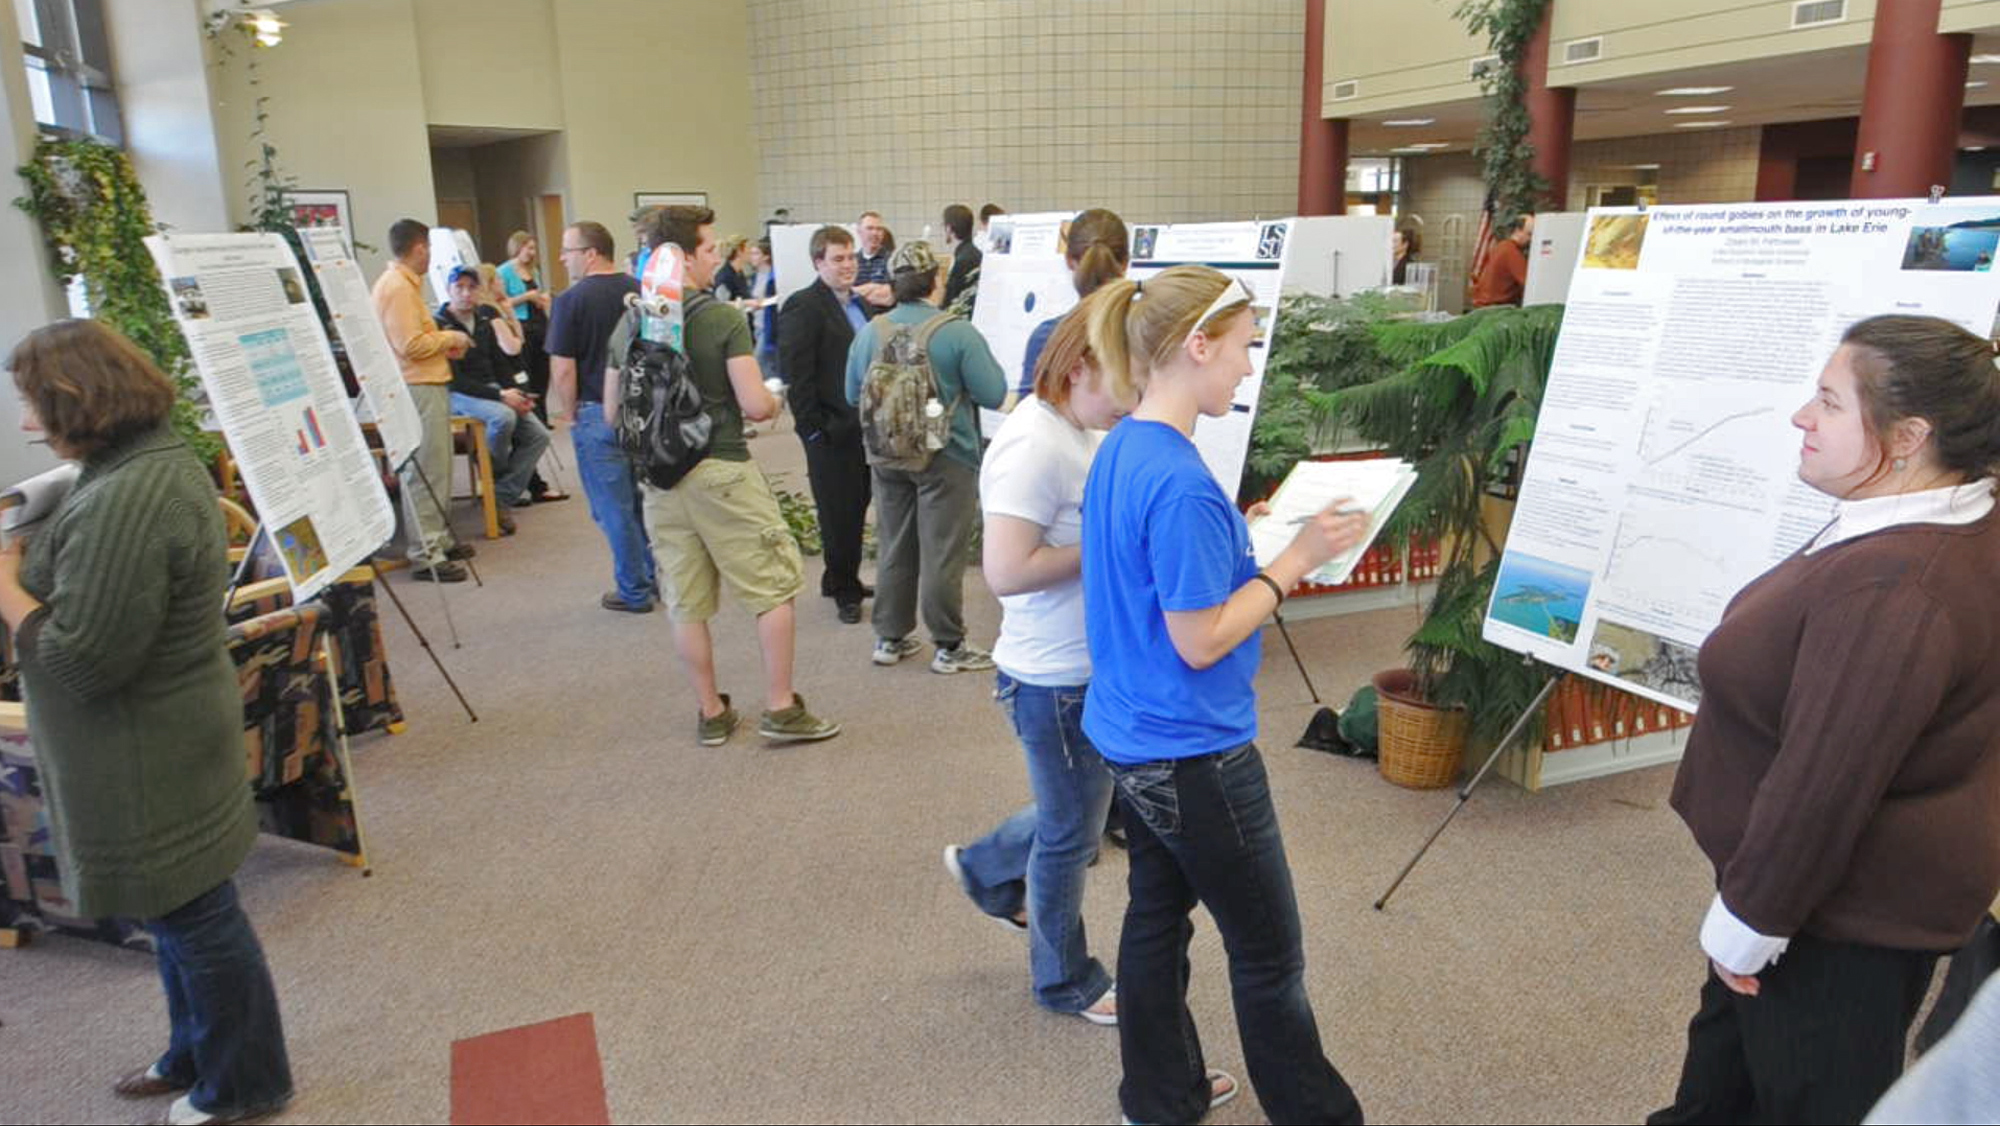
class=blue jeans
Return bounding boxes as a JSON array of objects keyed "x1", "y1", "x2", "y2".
[
  {"x1": 572, "y1": 402, "x2": 655, "y2": 604},
  {"x1": 956, "y1": 674, "x2": 1114, "y2": 1012},
  {"x1": 146, "y1": 880, "x2": 293, "y2": 1118},
  {"x1": 451, "y1": 391, "x2": 552, "y2": 506},
  {"x1": 1107, "y1": 743, "x2": 1363, "y2": 1126}
]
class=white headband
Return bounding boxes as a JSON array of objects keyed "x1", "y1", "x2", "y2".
[{"x1": 1183, "y1": 277, "x2": 1253, "y2": 348}]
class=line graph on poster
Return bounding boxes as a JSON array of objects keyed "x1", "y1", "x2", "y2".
[{"x1": 1598, "y1": 499, "x2": 1770, "y2": 643}]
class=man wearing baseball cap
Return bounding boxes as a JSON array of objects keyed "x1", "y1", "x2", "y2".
[{"x1": 437, "y1": 265, "x2": 551, "y2": 530}]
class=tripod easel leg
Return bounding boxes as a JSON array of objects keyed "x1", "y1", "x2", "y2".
[
  {"x1": 1373, "y1": 674, "x2": 1559, "y2": 911},
  {"x1": 367, "y1": 560, "x2": 479, "y2": 723},
  {"x1": 408, "y1": 458, "x2": 480, "y2": 589},
  {"x1": 317, "y1": 633, "x2": 374, "y2": 876},
  {"x1": 1271, "y1": 611, "x2": 1320, "y2": 704}
]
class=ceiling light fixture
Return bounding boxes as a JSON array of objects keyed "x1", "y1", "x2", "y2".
[
  {"x1": 1674, "y1": 120, "x2": 1733, "y2": 128},
  {"x1": 1664, "y1": 105, "x2": 1731, "y2": 114},
  {"x1": 1974, "y1": 54, "x2": 2000, "y2": 64},
  {"x1": 1970, "y1": 81, "x2": 1990, "y2": 89},
  {"x1": 1656, "y1": 86, "x2": 1734, "y2": 96},
  {"x1": 1382, "y1": 118, "x2": 1437, "y2": 127}
]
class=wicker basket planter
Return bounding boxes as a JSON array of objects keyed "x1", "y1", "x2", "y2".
[{"x1": 1372, "y1": 669, "x2": 1468, "y2": 790}]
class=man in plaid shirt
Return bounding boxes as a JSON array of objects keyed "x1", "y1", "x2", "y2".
[{"x1": 853, "y1": 210, "x2": 892, "y2": 314}]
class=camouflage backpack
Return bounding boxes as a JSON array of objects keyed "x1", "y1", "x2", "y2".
[{"x1": 858, "y1": 312, "x2": 958, "y2": 471}]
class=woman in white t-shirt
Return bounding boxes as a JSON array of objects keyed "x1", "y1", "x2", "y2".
[{"x1": 942, "y1": 307, "x2": 1123, "y2": 1024}]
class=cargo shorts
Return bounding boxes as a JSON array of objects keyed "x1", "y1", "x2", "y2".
[{"x1": 641, "y1": 458, "x2": 805, "y2": 623}]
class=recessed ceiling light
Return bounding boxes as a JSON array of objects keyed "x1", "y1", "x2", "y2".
[
  {"x1": 1383, "y1": 118, "x2": 1436, "y2": 127},
  {"x1": 1623, "y1": 163, "x2": 1663, "y2": 170},
  {"x1": 1657, "y1": 86, "x2": 1734, "y2": 96},
  {"x1": 1974, "y1": 54, "x2": 2000, "y2": 64},
  {"x1": 1664, "y1": 105, "x2": 1731, "y2": 114},
  {"x1": 1970, "y1": 81, "x2": 1989, "y2": 89},
  {"x1": 1674, "y1": 120, "x2": 1733, "y2": 128}
]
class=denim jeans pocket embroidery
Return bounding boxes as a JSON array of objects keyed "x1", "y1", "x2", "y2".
[
  {"x1": 1114, "y1": 761, "x2": 1179, "y2": 837},
  {"x1": 993, "y1": 677, "x2": 1019, "y2": 730}
]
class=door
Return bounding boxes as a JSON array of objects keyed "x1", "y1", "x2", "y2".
[
  {"x1": 538, "y1": 194, "x2": 569, "y2": 291},
  {"x1": 437, "y1": 198, "x2": 478, "y2": 246}
]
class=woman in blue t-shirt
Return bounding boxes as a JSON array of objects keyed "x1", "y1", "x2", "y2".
[{"x1": 1079, "y1": 265, "x2": 1369, "y2": 1126}]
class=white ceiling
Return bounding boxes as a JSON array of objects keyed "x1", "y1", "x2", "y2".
[
  {"x1": 426, "y1": 124, "x2": 558, "y2": 150},
  {"x1": 1347, "y1": 40, "x2": 2000, "y2": 157}
]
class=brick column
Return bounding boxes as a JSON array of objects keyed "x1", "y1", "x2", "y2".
[
  {"x1": 1298, "y1": 0, "x2": 1347, "y2": 215},
  {"x1": 1521, "y1": 7, "x2": 1575, "y2": 211},
  {"x1": 1852, "y1": 0, "x2": 1970, "y2": 198}
]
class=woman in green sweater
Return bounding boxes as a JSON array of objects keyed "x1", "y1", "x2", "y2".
[{"x1": 0, "y1": 320, "x2": 292, "y2": 1126}]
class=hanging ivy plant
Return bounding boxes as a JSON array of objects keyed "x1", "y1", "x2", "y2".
[
  {"x1": 13, "y1": 137, "x2": 219, "y2": 461},
  {"x1": 1457, "y1": 0, "x2": 1553, "y2": 228}
]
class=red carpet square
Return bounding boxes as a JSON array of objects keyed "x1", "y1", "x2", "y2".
[{"x1": 450, "y1": 1012, "x2": 611, "y2": 1125}]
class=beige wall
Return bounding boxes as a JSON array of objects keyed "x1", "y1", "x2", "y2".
[
  {"x1": 1552, "y1": 0, "x2": 1874, "y2": 84},
  {"x1": 431, "y1": 147, "x2": 479, "y2": 200},
  {"x1": 552, "y1": 0, "x2": 758, "y2": 252},
  {"x1": 748, "y1": 0, "x2": 1301, "y2": 237},
  {"x1": 1941, "y1": 0, "x2": 2000, "y2": 33},
  {"x1": 1566, "y1": 126, "x2": 1762, "y2": 209},
  {"x1": 106, "y1": 0, "x2": 229, "y2": 234},
  {"x1": 1323, "y1": 1, "x2": 1483, "y2": 119},
  {"x1": 413, "y1": 0, "x2": 565, "y2": 129},
  {"x1": 469, "y1": 132, "x2": 570, "y2": 264},
  {"x1": 211, "y1": 0, "x2": 439, "y2": 278}
]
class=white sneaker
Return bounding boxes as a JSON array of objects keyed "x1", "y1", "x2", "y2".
[
  {"x1": 873, "y1": 636, "x2": 924, "y2": 666},
  {"x1": 930, "y1": 643, "x2": 995, "y2": 674}
]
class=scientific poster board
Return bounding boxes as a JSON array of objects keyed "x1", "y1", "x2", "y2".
[
  {"x1": 295, "y1": 226, "x2": 424, "y2": 470},
  {"x1": 145, "y1": 233, "x2": 396, "y2": 601},
  {"x1": 1484, "y1": 198, "x2": 2000, "y2": 712},
  {"x1": 425, "y1": 227, "x2": 479, "y2": 306},
  {"x1": 1282, "y1": 214, "x2": 1395, "y2": 299},
  {"x1": 970, "y1": 212, "x2": 1079, "y2": 440},
  {"x1": 1128, "y1": 219, "x2": 1296, "y2": 490},
  {"x1": 1521, "y1": 211, "x2": 1588, "y2": 307}
]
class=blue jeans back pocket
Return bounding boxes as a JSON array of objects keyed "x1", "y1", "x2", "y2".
[{"x1": 1111, "y1": 760, "x2": 1180, "y2": 838}]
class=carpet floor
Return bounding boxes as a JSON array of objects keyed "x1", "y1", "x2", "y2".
[{"x1": 2, "y1": 417, "x2": 1729, "y2": 1125}]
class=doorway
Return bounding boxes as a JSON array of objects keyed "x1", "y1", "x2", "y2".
[{"x1": 539, "y1": 194, "x2": 568, "y2": 291}]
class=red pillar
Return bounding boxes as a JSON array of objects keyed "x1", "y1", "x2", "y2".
[
  {"x1": 1298, "y1": 0, "x2": 1347, "y2": 215},
  {"x1": 1852, "y1": 0, "x2": 1969, "y2": 198},
  {"x1": 1521, "y1": 10, "x2": 1575, "y2": 211}
]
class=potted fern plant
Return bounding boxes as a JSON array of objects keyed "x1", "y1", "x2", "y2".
[{"x1": 1308, "y1": 303, "x2": 1563, "y2": 786}]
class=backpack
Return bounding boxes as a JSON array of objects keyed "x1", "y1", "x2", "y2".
[
  {"x1": 613, "y1": 289, "x2": 717, "y2": 490},
  {"x1": 858, "y1": 312, "x2": 958, "y2": 471}
]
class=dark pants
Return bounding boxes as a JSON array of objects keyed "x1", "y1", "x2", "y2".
[
  {"x1": 1648, "y1": 934, "x2": 1938, "y2": 1126},
  {"x1": 1107, "y1": 743, "x2": 1364, "y2": 1126},
  {"x1": 871, "y1": 457, "x2": 978, "y2": 648},
  {"x1": 1917, "y1": 915, "x2": 2000, "y2": 1053},
  {"x1": 801, "y1": 435, "x2": 871, "y2": 602},
  {"x1": 146, "y1": 880, "x2": 293, "y2": 1118}
]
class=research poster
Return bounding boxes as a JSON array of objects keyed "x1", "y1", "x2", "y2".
[
  {"x1": 146, "y1": 232, "x2": 397, "y2": 601},
  {"x1": 1485, "y1": 198, "x2": 2000, "y2": 712},
  {"x1": 1128, "y1": 219, "x2": 1295, "y2": 490},
  {"x1": 295, "y1": 226, "x2": 424, "y2": 470},
  {"x1": 970, "y1": 211, "x2": 1077, "y2": 435}
]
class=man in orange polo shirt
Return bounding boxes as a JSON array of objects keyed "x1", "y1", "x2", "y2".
[
  {"x1": 371, "y1": 218, "x2": 474, "y2": 581},
  {"x1": 1472, "y1": 212, "x2": 1534, "y2": 308}
]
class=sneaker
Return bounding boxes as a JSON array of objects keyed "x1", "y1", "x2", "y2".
[
  {"x1": 758, "y1": 693, "x2": 840, "y2": 743},
  {"x1": 942, "y1": 845, "x2": 1028, "y2": 934},
  {"x1": 930, "y1": 643, "x2": 995, "y2": 674},
  {"x1": 410, "y1": 561, "x2": 469, "y2": 583},
  {"x1": 601, "y1": 592, "x2": 655, "y2": 613},
  {"x1": 872, "y1": 636, "x2": 924, "y2": 666},
  {"x1": 1121, "y1": 1070, "x2": 1237, "y2": 1125},
  {"x1": 837, "y1": 599, "x2": 862, "y2": 624},
  {"x1": 698, "y1": 695, "x2": 739, "y2": 746}
]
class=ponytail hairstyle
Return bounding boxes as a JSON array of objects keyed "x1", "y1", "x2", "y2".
[
  {"x1": 1065, "y1": 207, "x2": 1129, "y2": 298},
  {"x1": 1839, "y1": 314, "x2": 2000, "y2": 488},
  {"x1": 1083, "y1": 265, "x2": 1250, "y2": 409}
]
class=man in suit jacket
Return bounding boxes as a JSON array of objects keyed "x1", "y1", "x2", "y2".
[{"x1": 781, "y1": 225, "x2": 875, "y2": 623}]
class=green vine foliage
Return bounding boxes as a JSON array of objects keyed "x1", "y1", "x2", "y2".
[
  {"x1": 1457, "y1": 0, "x2": 1553, "y2": 227},
  {"x1": 1309, "y1": 303, "x2": 1564, "y2": 743},
  {"x1": 13, "y1": 137, "x2": 220, "y2": 461}
]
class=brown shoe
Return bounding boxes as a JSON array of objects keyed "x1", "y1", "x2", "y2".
[{"x1": 113, "y1": 1066, "x2": 185, "y2": 1099}]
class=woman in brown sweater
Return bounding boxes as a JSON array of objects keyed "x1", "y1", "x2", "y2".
[{"x1": 1651, "y1": 315, "x2": 2000, "y2": 1125}]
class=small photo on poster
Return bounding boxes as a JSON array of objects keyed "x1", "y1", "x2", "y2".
[
  {"x1": 170, "y1": 277, "x2": 210, "y2": 320},
  {"x1": 1900, "y1": 209, "x2": 2000, "y2": 272},
  {"x1": 1133, "y1": 225, "x2": 1160, "y2": 261},
  {"x1": 1247, "y1": 304, "x2": 1273, "y2": 349},
  {"x1": 1588, "y1": 620, "x2": 1702, "y2": 707},
  {"x1": 988, "y1": 219, "x2": 1015, "y2": 254},
  {"x1": 1490, "y1": 550, "x2": 1591, "y2": 643},
  {"x1": 277, "y1": 267, "x2": 309, "y2": 305},
  {"x1": 275, "y1": 514, "x2": 330, "y2": 578},
  {"x1": 1583, "y1": 214, "x2": 1649, "y2": 271}
]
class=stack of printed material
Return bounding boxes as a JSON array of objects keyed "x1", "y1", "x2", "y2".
[
  {"x1": 0, "y1": 462, "x2": 80, "y2": 535},
  {"x1": 1250, "y1": 457, "x2": 1418, "y2": 587}
]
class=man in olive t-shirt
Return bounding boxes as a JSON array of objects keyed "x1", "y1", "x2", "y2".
[{"x1": 632, "y1": 205, "x2": 839, "y2": 747}]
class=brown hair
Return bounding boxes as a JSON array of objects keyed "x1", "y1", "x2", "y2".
[
  {"x1": 1395, "y1": 225, "x2": 1422, "y2": 257},
  {"x1": 891, "y1": 265, "x2": 937, "y2": 305},
  {"x1": 9, "y1": 319, "x2": 177, "y2": 458},
  {"x1": 1065, "y1": 208, "x2": 1128, "y2": 298},
  {"x1": 942, "y1": 204, "x2": 974, "y2": 242},
  {"x1": 809, "y1": 225, "x2": 853, "y2": 262},
  {"x1": 1083, "y1": 266, "x2": 1249, "y2": 407},
  {"x1": 1839, "y1": 314, "x2": 2000, "y2": 484},
  {"x1": 568, "y1": 221, "x2": 614, "y2": 259},
  {"x1": 644, "y1": 204, "x2": 715, "y2": 254},
  {"x1": 506, "y1": 229, "x2": 535, "y2": 257},
  {"x1": 1030, "y1": 307, "x2": 1096, "y2": 408}
]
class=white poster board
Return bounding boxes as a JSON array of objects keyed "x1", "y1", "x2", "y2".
[
  {"x1": 1129, "y1": 219, "x2": 1296, "y2": 490},
  {"x1": 425, "y1": 227, "x2": 477, "y2": 306},
  {"x1": 1484, "y1": 198, "x2": 2000, "y2": 713},
  {"x1": 295, "y1": 227, "x2": 424, "y2": 470},
  {"x1": 145, "y1": 232, "x2": 397, "y2": 601},
  {"x1": 771, "y1": 222, "x2": 848, "y2": 305},
  {"x1": 970, "y1": 212, "x2": 1080, "y2": 436},
  {"x1": 1282, "y1": 215, "x2": 1395, "y2": 299},
  {"x1": 1522, "y1": 211, "x2": 1588, "y2": 307}
]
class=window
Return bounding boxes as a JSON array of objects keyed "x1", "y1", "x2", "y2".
[{"x1": 14, "y1": 0, "x2": 122, "y2": 144}]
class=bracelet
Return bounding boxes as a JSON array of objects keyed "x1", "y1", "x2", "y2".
[{"x1": 1250, "y1": 572, "x2": 1286, "y2": 606}]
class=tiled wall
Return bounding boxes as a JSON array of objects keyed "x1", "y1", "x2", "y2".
[
  {"x1": 1400, "y1": 126, "x2": 1763, "y2": 312},
  {"x1": 746, "y1": 0, "x2": 1304, "y2": 238}
]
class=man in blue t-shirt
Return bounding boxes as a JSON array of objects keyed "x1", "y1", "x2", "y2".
[{"x1": 546, "y1": 220, "x2": 650, "y2": 612}]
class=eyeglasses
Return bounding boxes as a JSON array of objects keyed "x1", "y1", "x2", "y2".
[
  {"x1": 560, "y1": 246, "x2": 589, "y2": 255},
  {"x1": 1183, "y1": 277, "x2": 1254, "y2": 347}
]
